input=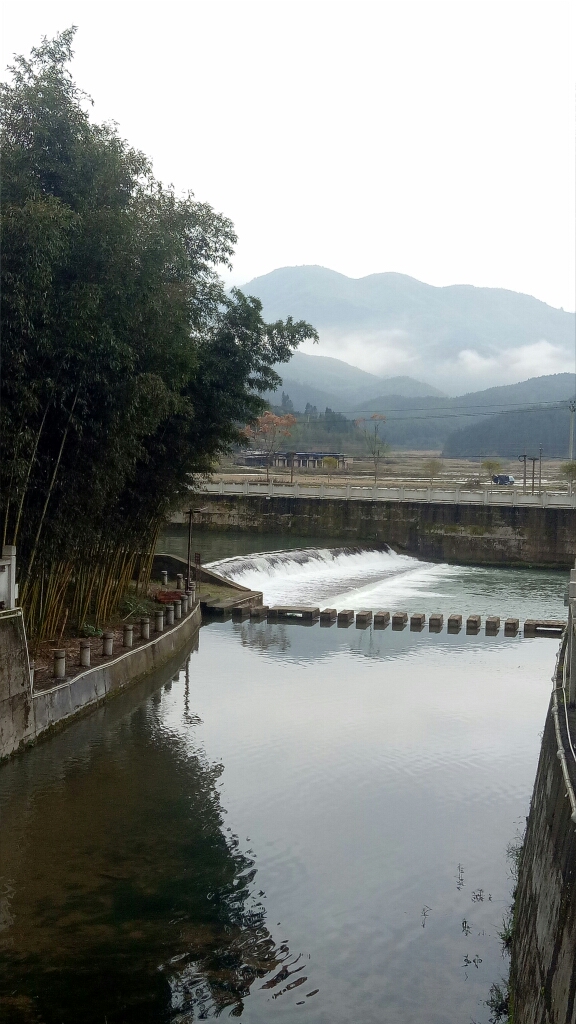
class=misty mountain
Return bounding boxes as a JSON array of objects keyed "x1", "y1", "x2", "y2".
[
  {"x1": 442, "y1": 404, "x2": 571, "y2": 459},
  {"x1": 263, "y1": 351, "x2": 444, "y2": 413},
  {"x1": 241, "y1": 265, "x2": 575, "y2": 395},
  {"x1": 294, "y1": 373, "x2": 576, "y2": 452}
]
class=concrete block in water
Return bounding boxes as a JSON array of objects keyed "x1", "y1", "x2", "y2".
[
  {"x1": 410, "y1": 612, "x2": 426, "y2": 631},
  {"x1": 268, "y1": 606, "x2": 320, "y2": 622},
  {"x1": 232, "y1": 606, "x2": 250, "y2": 621},
  {"x1": 337, "y1": 609, "x2": 354, "y2": 626},
  {"x1": 505, "y1": 618, "x2": 519, "y2": 636},
  {"x1": 356, "y1": 609, "x2": 373, "y2": 628},
  {"x1": 466, "y1": 614, "x2": 481, "y2": 634},
  {"x1": 429, "y1": 613, "x2": 443, "y2": 632},
  {"x1": 374, "y1": 611, "x2": 390, "y2": 629},
  {"x1": 486, "y1": 615, "x2": 500, "y2": 635},
  {"x1": 320, "y1": 608, "x2": 337, "y2": 626},
  {"x1": 447, "y1": 614, "x2": 462, "y2": 633},
  {"x1": 392, "y1": 611, "x2": 408, "y2": 630},
  {"x1": 250, "y1": 605, "x2": 269, "y2": 620}
]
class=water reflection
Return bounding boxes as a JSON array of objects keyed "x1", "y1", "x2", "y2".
[{"x1": 0, "y1": 663, "x2": 289, "y2": 1023}]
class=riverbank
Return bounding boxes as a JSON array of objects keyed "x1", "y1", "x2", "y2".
[{"x1": 0, "y1": 598, "x2": 202, "y2": 761}]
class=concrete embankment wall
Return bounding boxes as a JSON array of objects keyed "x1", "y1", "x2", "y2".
[
  {"x1": 0, "y1": 603, "x2": 201, "y2": 760},
  {"x1": 511, "y1": 694, "x2": 576, "y2": 1022},
  {"x1": 186, "y1": 495, "x2": 575, "y2": 568}
]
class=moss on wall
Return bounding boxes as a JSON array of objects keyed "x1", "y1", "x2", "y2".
[{"x1": 189, "y1": 495, "x2": 575, "y2": 568}]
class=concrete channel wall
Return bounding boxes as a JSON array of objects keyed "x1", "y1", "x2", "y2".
[
  {"x1": 512, "y1": 700, "x2": 576, "y2": 1022},
  {"x1": 182, "y1": 494, "x2": 576, "y2": 568},
  {"x1": 0, "y1": 603, "x2": 201, "y2": 760}
]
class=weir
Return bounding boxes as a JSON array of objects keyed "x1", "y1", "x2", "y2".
[{"x1": 178, "y1": 493, "x2": 576, "y2": 568}]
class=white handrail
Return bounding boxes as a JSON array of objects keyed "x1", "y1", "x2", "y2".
[{"x1": 197, "y1": 480, "x2": 576, "y2": 510}]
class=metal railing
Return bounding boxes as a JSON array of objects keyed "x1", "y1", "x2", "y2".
[{"x1": 197, "y1": 479, "x2": 576, "y2": 509}]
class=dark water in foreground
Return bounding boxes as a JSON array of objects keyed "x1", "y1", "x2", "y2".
[{"x1": 0, "y1": 615, "x2": 557, "y2": 1023}]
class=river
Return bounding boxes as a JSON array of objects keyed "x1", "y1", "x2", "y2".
[{"x1": 0, "y1": 532, "x2": 567, "y2": 1023}]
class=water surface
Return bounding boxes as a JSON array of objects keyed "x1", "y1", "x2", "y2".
[{"x1": 1, "y1": 539, "x2": 566, "y2": 1022}]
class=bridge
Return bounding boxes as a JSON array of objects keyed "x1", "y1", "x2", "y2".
[{"x1": 198, "y1": 478, "x2": 576, "y2": 509}]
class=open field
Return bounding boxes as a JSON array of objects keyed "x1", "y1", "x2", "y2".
[{"x1": 214, "y1": 453, "x2": 572, "y2": 494}]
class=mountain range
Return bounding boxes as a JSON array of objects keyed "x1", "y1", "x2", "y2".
[{"x1": 241, "y1": 265, "x2": 575, "y2": 396}]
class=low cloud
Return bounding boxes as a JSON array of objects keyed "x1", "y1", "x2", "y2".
[
  {"x1": 300, "y1": 328, "x2": 417, "y2": 376},
  {"x1": 301, "y1": 331, "x2": 573, "y2": 395}
]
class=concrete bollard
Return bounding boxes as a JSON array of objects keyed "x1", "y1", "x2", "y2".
[
  {"x1": 187, "y1": 583, "x2": 196, "y2": 602},
  {"x1": 165, "y1": 604, "x2": 175, "y2": 626},
  {"x1": 154, "y1": 609, "x2": 164, "y2": 633},
  {"x1": 181, "y1": 594, "x2": 188, "y2": 614},
  {"x1": 176, "y1": 574, "x2": 184, "y2": 591},
  {"x1": 123, "y1": 624, "x2": 134, "y2": 648},
  {"x1": 79, "y1": 639, "x2": 91, "y2": 667},
  {"x1": 102, "y1": 631, "x2": 114, "y2": 657},
  {"x1": 140, "y1": 616, "x2": 150, "y2": 640},
  {"x1": 53, "y1": 649, "x2": 66, "y2": 678},
  {"x1": 174, "y1": 600, "x2": 182, "y2": 621},
  {"x1": 161, "y1": 570, "x2": 168, "y2": 587}
]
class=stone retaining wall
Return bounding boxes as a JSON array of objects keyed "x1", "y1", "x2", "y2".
[
  {"x1": 0, "y1": 603, "x2": 201, "y2": 760},
  {"x1": 185, "y1": 494, "x2": 576, "y2": 568}
]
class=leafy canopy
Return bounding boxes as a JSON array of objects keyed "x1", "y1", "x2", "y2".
[{"x1": 0, "y1": 30, "x2": 317, "y2": 632}]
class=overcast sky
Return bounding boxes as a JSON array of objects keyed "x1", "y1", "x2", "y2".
[{"x1": 2, "y1": 1, "x2": 574, "y2": 314}]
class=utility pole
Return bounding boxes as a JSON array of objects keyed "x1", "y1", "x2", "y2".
[
  {"x1": 518, "y1": 452, "x2": 527, "y2": 494},
  {"x1": 570, "y1": 400, "x2": 576, "y2": 461},
  {"x1": 539, "y1": 445, "x2": 542, "y2": 495},
  {"x1": 528, "y1": 456, "x2": 538, "y2": 495},
  {"x1": 186, "y1": 508, "x2": 193, "y2": 591}
]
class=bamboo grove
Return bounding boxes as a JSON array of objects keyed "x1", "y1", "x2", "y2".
[{"x1": 1, "y1": 31, "x2": 317, "y2": 639}]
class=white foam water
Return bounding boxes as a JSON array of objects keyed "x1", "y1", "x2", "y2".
[
  {"x1": 207, "y1": 545, "x2": 567, "y2": 619},
  {"x1": 208, "y1": 546, "x2": 458, "y2": 610}
]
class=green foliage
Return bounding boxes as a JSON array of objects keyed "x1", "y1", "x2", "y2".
[
  {"x1": 422, "y1": 458, "x2": 442, "y2": 482},
  {"x1": 560, "y1": 461, "x2": 576, "y2": 483},
  {"x1": 481, "y1": 459, "x2": 503, "y2": 481},
  {"x1": 486, "y1": 980, "x2": 510, "y2": 1022},
  {"x1": 0, "y1": 31, "x2": 317, "y2": 635}
]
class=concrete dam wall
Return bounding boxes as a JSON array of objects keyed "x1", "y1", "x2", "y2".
[
  {"x1": 187, "y1": 494, "x2": 576, "y2": 568},
  {"x1": 512, "y1": 692, "x2": 576, "y2": 1023}
]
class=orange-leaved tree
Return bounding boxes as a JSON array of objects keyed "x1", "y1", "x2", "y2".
[{"x1": 246, "y1": 412, "x2": 296, "y2": 482}]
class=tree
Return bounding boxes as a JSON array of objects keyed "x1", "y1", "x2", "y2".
[
  {"x1": 481, "y1": 459, "x2": 503, "y2": 488},
  {"x1": 355, "y1": 415, "x2": 388, "y2": 483},
  {"x1": 323, "y1": 456, "x2": 339, "y2": 483},
  {"x1": 0, "y1": 31, "x2": 317, "y2": 636},
  {"x1": 560, "y1": 462, "x2": 576, "y2": 494},
  {"x1": 245, "y1": 412, "x2": 297, "y2": 482},
  {"x1": 422, "y1": 458, "x2": 443, "y2": 484}
]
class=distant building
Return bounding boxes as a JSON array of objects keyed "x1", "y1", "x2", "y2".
[{"x1": 236, "y1": 450, "x2": 352, "y2": 469}]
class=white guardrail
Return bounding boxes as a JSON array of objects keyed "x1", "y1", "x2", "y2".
[{"x1": 198, "y1": 480, "x2": 576, "y2": 509}]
